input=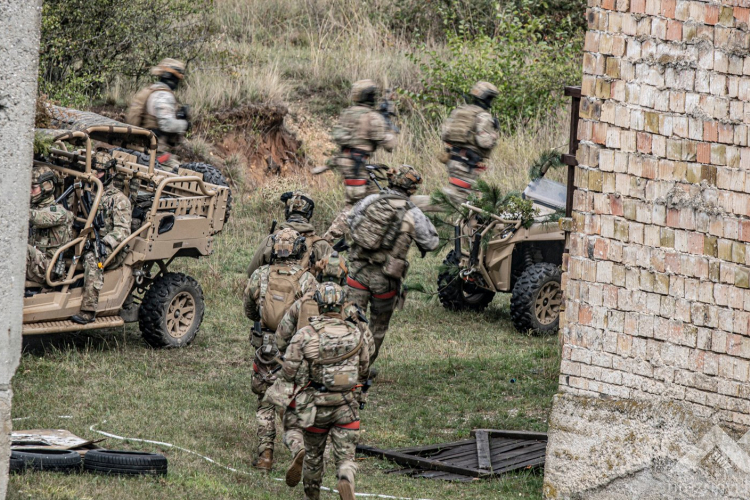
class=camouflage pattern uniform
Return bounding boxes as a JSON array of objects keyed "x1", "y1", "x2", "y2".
[
  {"x1": 243, "y1": 229, "x2": 316, "y2": 469},
  {"x1": 325, "y1": 80, "x2": 398, "y2": 241},
  {"x1": 247, "y1": 192, "x2": 333, "y2": 278},
  {"x1": 26, "y1": 167, "x2": 74, "y2": 284},
  {"x1": 126, "y1": 58, "x2": 188, "y2": 171},
  {"x1": 281, "y1": 283, "x2": 373, "y2": 500},
  {"x1": 346, "y1": 166, "x2": 439, "y2": 361},
  {"x1": 441, "y1": 81, "x2": 500, "y2": 207},
  {"x1": 79, "y1": 155, "x2": 132, "y2": 316}
]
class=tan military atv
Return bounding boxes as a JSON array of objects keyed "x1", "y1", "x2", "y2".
[{"x1": 24, "y1": 110, "x2": 231, "y2": 347}]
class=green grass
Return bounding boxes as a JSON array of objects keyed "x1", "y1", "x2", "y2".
[{"x1": 9, "y1": 185, "x2": 560, "y2": 500}]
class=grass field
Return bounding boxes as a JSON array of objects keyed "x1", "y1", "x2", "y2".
[{"x1": 8, "y1": 178, "x2": 561, "y2": 500}]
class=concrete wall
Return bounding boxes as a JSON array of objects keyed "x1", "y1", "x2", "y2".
[
  {"x1": 0, "y1": 1, "x2": 43, "y2": 497},
  {"x1": 544, "y1": 0, "x2": 750, "y2": 497}
]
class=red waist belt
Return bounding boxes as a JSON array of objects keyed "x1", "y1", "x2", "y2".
[
  {"x1": 344, "y1": 179, "x2": 368, "y2": 186},
  {"x1": 306, "y1": 421, "x2": 361, "y2": 433},
  {"x1": 347, "y1": 276, "x2": 398, "y2": 299},
  {"x1": 449, "y1": 177, "x2": 472, "y2": 189},
  {"x1": 157, "y1": 153, "x2": 172, "y2": 163}
]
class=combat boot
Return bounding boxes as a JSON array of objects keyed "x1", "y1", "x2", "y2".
[
  {"x1": 253, "y1": 449, "x2": 273, "y2": 471},
  {"x1": 337, "y1": 478, "x2": 355, "y2": 500},
  {"x1": 285, "y1": 448, "x2": 305, "y2": 487},
  {"x1": 71, "y1": 311, "x2": 96, "y2": 325}
]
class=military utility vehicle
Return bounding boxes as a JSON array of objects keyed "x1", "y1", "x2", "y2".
[{"x1": 24, "y1": 109, "x2": 231, "y2": 347}]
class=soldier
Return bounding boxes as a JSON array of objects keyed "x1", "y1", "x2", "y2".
[
  {"x1": 26, "y1": 166, "x2": 74, "y2": 285},
  {"x1": 280, "y1": 282, "x2": 373, "y2": 500},
  {"x1": 247, "y1": 191, "x2": 332, "y2": 279},
  {"x1": 324, "y1": 80, "x2": 398, "y2": 241},
  {"x1": 243, "y1": 228, "x2": 316, "y2": 471},
  {"x1": 346, "y1": 165, "x2": 439, "y2": 361},
  {"x1": 440, "y1": 81, "x2": 500, "y2": 207},
  {"x1": 71, "y1": 151, "x2": 132, "y2": 324},
  {"x1": 126, "y1": 58, "x2": 189, "y2": 171}
]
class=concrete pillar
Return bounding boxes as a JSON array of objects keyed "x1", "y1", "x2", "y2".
[{"x1": 0, "y1": 1, "x2": 43, "y2": 496}]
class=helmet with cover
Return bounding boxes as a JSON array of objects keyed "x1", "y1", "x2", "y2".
[
  {"x1": 387, "y1": 164, "x2": 422, "y2": 196},
  {"x1": 351, "y1": 80, "x2": 379, "y2": 106},
  {"x1": 314, "y1": 281, "x2": 346, "y2": 314},
  {"x1": 469, "y1": 81, "x2": 499, "y2": 110},
  {"x1": 30, "y1": 165, "x2": 57, "y2": 205},
  {"x1": 280, "y1": 191, "x2": 315, "y2": 221},
  {"x1": 92, "y1": 150, "x2": 118, "y2": 186},
  {"x1": 272, "y1": 227, "x2": 306, "y2": 260},
  {"x1": 150, "y1": 58, "x2": 186, "y2": 90}
]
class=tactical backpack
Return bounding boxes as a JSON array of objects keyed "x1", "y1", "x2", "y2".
[
  {"x1": 126, "y1": 84, "x2": 171, "y2": 130},
  {"x1": 349, "y1": 195, "x2": 412, "y2": 251},
  {"x1": 332, "y1": 106, "x2": 371, "y2": 149},
  {"x1": 261, "y1": 264, "x2": 306, "y2": 331},
  {"x1": 299, "y1": 234, "x2": 325, "y2": 270},
  {"x1": 312, "y1": 318, "x2": 363, "y2": 392},
  {"x1": 441, "y1": 104, "x2": 482, "y2": 148}
]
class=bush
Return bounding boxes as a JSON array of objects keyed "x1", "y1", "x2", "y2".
[
  {"x1": 405, "y1": 0, "x2": 583, "y2": 126},
  {"x1": 39, "y1": 0, "x2": 214, "y2": 107}
]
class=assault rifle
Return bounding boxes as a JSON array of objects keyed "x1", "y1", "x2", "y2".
[
  {"x1": 365, "y1": 164, "x2": 388, "y2": 191},
  {"x1": 81, "y1": 190, "x2": 108, "y2": 268},
  {"x1": 378, "y1": 89, "x2": 400, "y2": 134}
]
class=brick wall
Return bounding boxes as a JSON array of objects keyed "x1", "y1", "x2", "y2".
[{"x1": 545, "y1": 0, "x2": 750, "y2": 497}]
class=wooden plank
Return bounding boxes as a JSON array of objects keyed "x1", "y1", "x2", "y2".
[
  {"x1": 356, "y1": 444, "x2": 491, "y2": 478},
  {"x1": 471, "y1": 429, "x2": 548, "y2": 441},
  {"x1": 475, "y1": 430, "x2": 493, "y2": 472},
  {"x1": 492, "y1": 443, "x2": 548, "y2": 468},
  {"x1": 394, "y1": 438, "x2": 475, "y2": 455}
]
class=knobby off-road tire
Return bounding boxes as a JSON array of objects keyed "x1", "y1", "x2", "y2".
[
  {"x1": 510, "y1": 262, "x2": 562, "y2": 335},
  {"x1": 180, "y1": 162, "x2": 233, "y2": 222},
  {"x1": 437, "y1": 250, "x2": 496, "y2": 312},
  {"x1": 83, "y1": 449, "x2": 167, "y2": 476},
  {"x1": 11, "y1": 449, "x2": 82, "y2": 472},
  {"x1": 139, "y1": 272, "x2": 205, "y2": 348}
]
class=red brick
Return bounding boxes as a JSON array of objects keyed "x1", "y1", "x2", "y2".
[
  {"x1": 637, "y1": 132, "x2": 653, "y2": 154},
  {"x1": 579, "y1": 304, "x2": 594, "y2": 326},
  {"x1": 704, "y1": 121, "x2": 718, "y2": 142},
  {"x1": 705, "y1": 5, "x2": 719, "y2": 25},
  {"x1": 602, "y1": 0, "x2": 615, "y2": 9},
  {"x1": 661, "y1": 0, "x2": 676, "y2": 18},
  {"x1": 594, "y1": 238, "x2": 609, "y2": 259},
  {"x1": 740, "y1": 220, "x2": 750, "y2": 242},
  {"x1": 666, "y1": 20, "x2": 682, "y2": 41},
  {"x1": 736, "y1": 7, "x2": 750, "y2": 24},
  {"x1": 611, "y1": 195, "x2": 624, "y2": 216},
  {"x1": 593, "y1": 122, "x2": 608, "y2": 145},
  {"x1": 688, "y1": 233, "x2": 705, "y2": 254},
  {"x1": 667, "y1": 208, "x2": 680, "y2": 227},
  {"x1": 631, "y1": 0, "x2": 645, "y2": 13},
  {"x1": 697, "y1": 143, "x2": 711, "y2": 163}
]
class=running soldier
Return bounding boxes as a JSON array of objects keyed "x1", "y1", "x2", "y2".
[
  {"x1": 247, "y1": 191, "x2": 332, "y2": 278},
  {"x1": 126, "y1": 58, "x2": 190, "y2": 171},
  {"x1": 440, "y1": 81, "x2": 500, "y2": 206},
  {"x1": 346, "y1": 165, "x2": 439, "y2": 361},
  {"x1": 71, "y1": 152, "x2": 132, "y2": 324},
  {"x1": 280, "y1": 282, "x2": 373, "y2": 500},
  {"x1": 324, "y1": 80, "x2": 398, "y2": 241},
  {"x1": 243, "y1": 228, "x2": 316, "y2": 471},
  {"x1": 26, "y1": 166, "x2": 74, "y2": 285}
]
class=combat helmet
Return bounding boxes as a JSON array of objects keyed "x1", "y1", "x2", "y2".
[
  {"x1": 317, "y1": 251, "x2": 348, "y2": 285},
  {"x1": 470, "y1": 81, "x2": 499, "y2": 110},
  {"x1": 280, "y1": 191, "x2": 315, "y2": 221},
  {"x1": 92, "y1": 150, "x2": 118, "y2": 186},
  {"x1": 150, "y1": 58, "x2": 186, "y2": 80},
  {"x1": 30, "y1": 165, "x2": 57, "y2": 205},
  {"x1": 272, "y1": 228, "x2": 306, "y2": 260},
  {"x1": 351, "y1": 80, "x2": 379, "y2": 106},
  {"x1": 387, "y1": 164, "x2": 422, "y2": 196},
  {"x1": 314, "y1": 281, "x2": 346, "y2": 314}
]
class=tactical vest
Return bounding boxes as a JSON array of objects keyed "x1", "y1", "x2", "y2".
[
  {"x1": 310, "y1": 317, "x2": 363, "y2": 392},
  {"x1": 29, "y1": 201, "x2": 74, "y2": 256},
  {"x1": 350, "y1": 194, "x2": 413, "y2": 253},
  {"x1": 332, "y1": 106, "x2": 376, "y2": 152},
  {"x1": 260, "y1": 264, "x2": 306, "y2": 331},
  {"x1": 297, "y1": 297, "x2": 320, "y2": 331},
  {"x1": 126, "y1": 84, "x2": 172, "y2": 130},
  {"x1": 441, "y1": 104, "x2": 489, "y2": 157}
]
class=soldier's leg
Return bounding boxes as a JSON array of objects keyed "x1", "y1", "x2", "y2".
[
  {"x1": 367, "y1": 271, "x2": 400, "y2": 361},
  {"x1": 73, "y1": 252, "x2": 103, "y2": 323},
  {"x1": 252, "y1": 373, "x2": 276, "y2": 470},
  {"x1": 302, "y1": 427, "x2": 330, "y2": 500},
  {"x1": 443, "y1": 160, "x2": 476, "y2": 207},
  {"x1": 283, "y1": 406, "x2": 306, "y2": 486},
  {"x1": 331, "y1": 404, "x2": 360, "y2": 500},
  {"x1": 25, "y1": 245, "x2": 50, "y2": 285}
]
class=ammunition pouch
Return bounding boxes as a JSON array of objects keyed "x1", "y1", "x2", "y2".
[
  {"x1": 382, "y1": 255, "x2": 409, "y2": 279},
  {"x1": 341, "y1": 148, "x2": 371, "y2": 179},
  {"x1": 250, "y1": 321, "x2": 265, "y2": 348}
]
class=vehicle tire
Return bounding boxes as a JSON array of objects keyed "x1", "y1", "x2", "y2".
[
  {"x1": 510, "y1": 262, "x2": 562, "y2": 335},
  {"x1": 180, "y1": 162, "x2": 233, "y2": 222},
  {"x1": 139, "y1": 272, "x2": 204, "y2": 348},
  {"x1": 10, "y1": 449, "x2": 82, "y2": 472},
  {"x1": 437, "y1": 250, "x2": 495, "y2": 312},
  {"x1": 83, "y1": 449, "x2": 167, "y2": 476}
]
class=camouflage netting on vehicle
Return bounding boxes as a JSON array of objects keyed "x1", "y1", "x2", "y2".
[{"x1": 47, "y1": 104, "x2": 131, "y2": 130}]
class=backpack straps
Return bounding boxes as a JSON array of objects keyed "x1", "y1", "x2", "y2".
[{"x1": 314, "y1": 335, "x2": 363, "y2": 366}]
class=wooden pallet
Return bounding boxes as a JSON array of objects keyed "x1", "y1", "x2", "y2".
[{"x1": 356, "y1": 429, "x2": 547, "y2": 482}]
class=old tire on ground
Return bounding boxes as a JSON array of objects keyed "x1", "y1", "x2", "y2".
[
  {"x1": 510, "y1": 262, "x2": 562, "y2": 335},
  {"x1": 9, "y1": 455, "x2": 25, "y2": 473},
  {"x1": 180, "y1": 162, "x2": 233, "y2": 222},
  {"x1": 83, "y1": 449, "x2": 167, "y2": 476},
  {"x1": 139, "y1": 272, "x2": 204, "y2": 348},
  {"x1": 437, "y1": 250, "x2": 495, "y2": 312},
  {"x1": 10, "y1": 449, "x2": 82, "y2": 472}
]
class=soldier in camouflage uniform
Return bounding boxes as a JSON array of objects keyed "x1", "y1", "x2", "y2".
[
  {"x1": 281, "y1": 282, "x2": 373, "y2": 500},
  {"x1": 26, "y1": 166, "x2": 74, "y2": 285},
  {"x1": 126, "y1": 58, "x2": 189, "y2": 171},
  {"x1": 346, "y1": 165, "x2": 439, "y2": 361},
  {"x1": 71, "y1": 151, "x2": 132, "y2": 324},
  {"x1": 324, "y1": 80, "x2": 398, "y2": 241},
  {"x1": 247, "y1": 191, "x2": 333, "y2": 279},
  {"x1": 440, "y1": 81, "x2": 500, "y2": 207},
  {"x1": 243, "y1": 228, "x2": 317, "y2": 471}
]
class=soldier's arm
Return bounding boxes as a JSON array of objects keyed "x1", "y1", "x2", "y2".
[
  {"x1": 28, "y1": 206, "x2": 69, "y2": 229},
  {"x1": 102, "y1": 193, "x2": 132, "y2": 250},
  {"x1": 407, "y1": 208, "x2": 440, "y2": 253},
  {"x1": 367, "y1": 112, "x2": 397, "y2": 152},
  {"x1": 299, "y1": 271, "x2": 317, "y2": 297},
  {"x1": 275, "y1": 299, "x2": 302, "y2": 353},
  {"x1": 281, "y1": 329, "x2": 307, "y2": 383},
  {"x1": 243, "y1": 270, "x2": 262, "y2": 321},
  {"x1": 247, "y1": 234, "x2": 274, "y2": 278},
  {"x1": 359, "y1": 325, "x2": 374, "y2": 380},
  {"x1": 149, "y1": 91, "x2": 188, "y2": 134},
  {"x1": 475, "y1": 111, "x2": 499, "y2": 152}
]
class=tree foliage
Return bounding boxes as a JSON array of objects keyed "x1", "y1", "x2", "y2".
[{"x1": 40, "y1": 0, "x2": 214, "y2": 106}]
